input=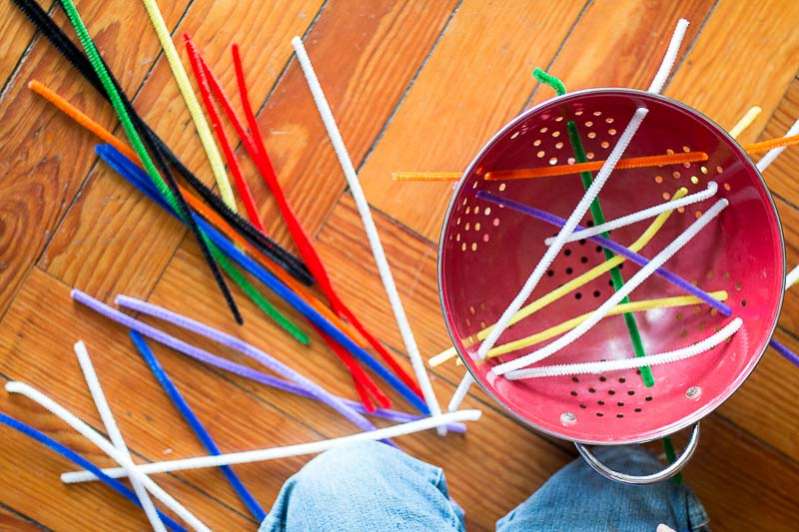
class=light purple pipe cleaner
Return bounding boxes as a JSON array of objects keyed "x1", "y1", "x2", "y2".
[
  {"x1": 71, "y1": 289, "x2": 465, "y2": 433},
  {"x1": 115, "y1": 295, "x2": 376, "y2": 431},
  {"x1": 477, "y1": 190, "x2": 732, "y2": 315}
]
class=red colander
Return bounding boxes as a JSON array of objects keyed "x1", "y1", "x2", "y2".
[{"x1": 438, "y1": 89, "x2": 785, "y2": 483}]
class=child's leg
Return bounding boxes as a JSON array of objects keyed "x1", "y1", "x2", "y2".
[
  {"x1": 497, "y1": 446, "x2": 709, "y2": 532},
  {"x1": 260, "y1": 441, "x2": 464, "y2": 532}
]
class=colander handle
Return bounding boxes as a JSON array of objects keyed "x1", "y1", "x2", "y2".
[{"x1": 574, "y1": 423, "x2": 701, "y2": 485}]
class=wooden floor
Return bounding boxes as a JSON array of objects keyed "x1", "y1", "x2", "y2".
[{"x1": 1, "y1": 0, "x2": 799, "y2": 530}]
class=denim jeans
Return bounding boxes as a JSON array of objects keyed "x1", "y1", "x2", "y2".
[{"x1": 260, "y1": 441, "x2": 709, "y2": 531}]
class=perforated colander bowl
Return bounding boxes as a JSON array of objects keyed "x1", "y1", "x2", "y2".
[{"x1": 438, "y1": 89, "x2": 784, "y2": 481}]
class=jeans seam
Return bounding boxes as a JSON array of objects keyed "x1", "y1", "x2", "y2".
[{"x1": 431, "y1": 466, "x2": 463, "y2": 530}]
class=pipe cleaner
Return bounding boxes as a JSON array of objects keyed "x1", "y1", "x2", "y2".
[
  {"x1": 130, "y1": 332, "x2": 266, "y2": 521},
  {"x1": 25, "y1": 83, "x2": 352, "y2": 343},
  {"x1": 449, "y1": 107, "x2": 649, "y2": 412},
  {"x1": 13, "y1": 0, "x2": 312, "y2": 287},
  {"x1": 98, "y1": 146, "x2": 420, "y2": 411},
  {"x1": 71, "y1": 288, "x2": 453, "y2": 428},
  {"x1": 57, "y1": 0, "x2": 243, "y2": 325},
  {"x1": 183, "y1": 35, "x2": 262, "y2": 230},
  {"x1": 119, "y1": 296, "x2": 382, "y2": 430},
  {"x1": 62, "y1": 410, "x2": 482, "y2": 483},
  {"x1": 6, "y1": 381, "x2": 209, "y2": 532},
  {"x1": 140, "y1": 0, "x2": 237, "y2": 211},
  {"x1": 432, "y1": 187, "x2": 688, "y2": 365},
  {"x1": 74, "y1": 341, "x2": 164, "y2": 532},
  {"x1": 185, "y1": 40, "x2": 388, "y2": 410},
  {"x1": 480, "y1": 191, "x2": 799, "y2": 368},
  {"x1": 507, "y1": 318, "x2": 742, "y2": 380},
  {"x1": 535, "y1": 67, "x2": 655, "y2": 386},
  {"x1": 492, "y1": 199, "x2": 730, "y2": 375},
  {"x1": 195, "y1": 44, "x2": 422, "y2": 402},
  {"x1": 292, "y1": 36, "x2": 445, "y2": 432},
  {"x1": 0, "y1": 412, "x2": 185, "y2": 531}
]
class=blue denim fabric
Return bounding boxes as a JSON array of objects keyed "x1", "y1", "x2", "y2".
[
  {"x1": 260, "y1": 441, "x2": 464, "y2": 531},
  {"x1": 497, "y1": 445, "x2": 709, "y2": 532},
  {"x1": 260, "y1": 441, "x2": 708, "y2": 532}
]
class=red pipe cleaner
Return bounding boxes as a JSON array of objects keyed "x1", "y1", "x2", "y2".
[
  {"x1": 230, "y1": 43, "x2": 424, "y2": 399},
  {"x1": 184, "y1": 34, "x2": 263, "y2": 231},
  {"x1": 187, "y1": 40, "x2": 389, "y2": 410}
]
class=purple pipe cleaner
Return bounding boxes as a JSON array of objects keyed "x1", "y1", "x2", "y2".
[
  {"x1": 477, "y1": 190, "x2": 732, "y2": 315},
  {"x1": 768, "y1": 338, "x2": 799, "y2": 368},
  {"x1": 115, "y1": 295, "x2": 377, "y2": 431},
  {"x1": 71, "y1": 289, "x2": 465, "y2": 432}
]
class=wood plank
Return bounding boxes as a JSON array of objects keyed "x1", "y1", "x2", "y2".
[
  {"x1": 39, "y1": 0, "x2": 323, "y2": 303},
  {"x1": 528, "y1": 0, "x2": 715, "y2": 106},
  {"x1": 665, "y1": 0, "x2": 799, "y2": 144},
  {"x1": 756, "y1": 78, "x2": 799, "y2": 208},
  {"x1": 688, "y1": 415, "x2": 799, "y2": 531},
  {"x1": 243, "y1": 0, "x2": 459, "y2": 246},
  {"x1": 773, "y1": 197, "x2": 799, "y2": 331},
  {"x1": 357, "y1": 0, "x2": 590, "y2": 242},
  {"x1": 0, "y1": 1, "x2": 46, "y2": 91},
  {"x1": 0, "y1": 503, "x2": 42, "y2": 532},
  {"x1": 716, "y1": 325, "x2": 799, "y2": 462},
  {"x1": 150, "y1": 234, "x2": 574, "y2": 530},
  {"x1": 0, "y1": 0, "x2": 190, "y2": 316}
]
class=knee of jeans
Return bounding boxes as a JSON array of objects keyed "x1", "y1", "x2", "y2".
[
  {"x1": 591, "y1": 445, "x2": 663, "y2": 475},
  {"x1": 297, "y1": 441, "x2": 392, "y2": 483}
]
